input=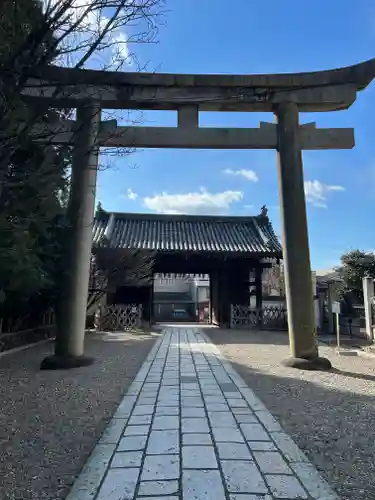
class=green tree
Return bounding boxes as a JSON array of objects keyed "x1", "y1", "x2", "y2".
[
  {"x1": 336, "y1": 250, "x2": 375, "y2": 301},
  {"x1": 0, "y1": 0, "x2": 68, "y2": 325}
]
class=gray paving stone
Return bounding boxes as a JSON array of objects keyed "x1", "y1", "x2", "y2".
[
  {"x1": 147, "y1": 430, "x2": 179, "y2": 454},
  {"x1": 183, "y1": 433, "x2": 212, "y2": 445},
  {"x1": 221, "y1": 460, "x2": 268, "y2": 494},
  {"x1": 240, "y1": 423, "x2": 271, "y2": 442},
  {"x1": 138, "y1": 397, "x2": 157, "y2": 405},
  {"x1": 204, "y1": 396, "x2": 226, "y2": 404},
  {"x1": 161, "y1": 379, "x2": 179, "y2": 386},
  {"x1": 113, "y1": 396, "x2": 137, "y2": 418},
  {"x1": 234, "y1": 414, "x2": 258, "y2": 424},
  {"x1": 255, "y1": 411, "x2": 282, "y2": 432},
  {"x1": 157, "y1": 400, "x2": 179, "y2": 407},
  {"x1": 136, "y1": 496, "x2": 178, "y2": 500},
  {"x1": 208, "y1": 411, "x2": 236, "y2": 427},
  {"x1": 248, "y1": 441, "x2": 277, "y2": 452},
  {"x1": 136, "y1": 497, "x2": 178, "y2": 500},
  {"x1": 139, "y1": 390, "x2": 157, "y2": 398},
  {"x1": 270, "y1": 432, "x2": 308, "y2": 462},
  {"x1": 118, "y1": 435, "x2": 148, "y2": 452},
  {"x1": 159, "y1": 390, "x2": 179, "y2": 398},
  {"x1": 128, "y1": 414, "x2": 153, "y2": 425},
  {"x1": 138, "y1": 479, "x2": 179, "y2": 496},
  {"x1": 219, "y1": 382, "x2": 238, "y2": 392},
  {"x1": 143, "y1": 383, "x2": 159, "y2": 390},
  {"x1": 123, "y1": 425, "x2": 150, "y2": 436},
  {"x1": 239, "y1": 389, "x2": 268, "y2": 412},
  {"x1": 158, "y1": 396, "x2": 179, "y2": 403},
  {"x1": 232, "y1": 407, "x2": 254, "y2": 415},
  {"x1": 155, "y1": 406, "x2": 179, "y2": 416},
  {"x1": 141, "y1": 455, "x2": 180, "y2": 480},
  {"x1": 229, "y1": 495, "x2": 273, "y2": 500},
  {"x1": 180, "y1": 375, "x2": 198, "y2": 382},
  {"x1": 126, "y1": 381, "x2": 143, "y2": 395},
  {"x1": 205, "y1": 403, "x2": 229, "y2": 412},
  {"x1": 182, "y1": 445, "x2": 218, "y2": 469},
  {"x1": 181, "y1": 397, "x2": 204, "y2": 407},
  {"x1": 111, "y1": 451, "x2": 143, "y2": 468},
  {"x1": 133, "y1": 405, "x2": 155, "y2": 416},
  {"x1": 216, "y1": 442, "x2": 253, "y2": 460},
  {"x1": 212, "y1": 426, "x2": 244, "y2": 443},
  {"x1": 182, "y1": 407, "x2": 206, "y2": 418},
  {"x1": 291, "y1": 462, "x2": 339, "y2": 500},
  {"x1": 181, "y1": 391, "x2": 201, "y2": 399},
  {"x1": 96, "y1": 467, "x2": 140, "y2": 500},
  {"x1": 265, "y1": 474, "x2": 308, "y2": 499},
  {"x1": 65, "y1": 444, "x2": 115, "y2": 500},
  {"x1": 182, "y1": 418, "x2": 210, "y2": 433},
  {"x1": 253, "y1": 451, "x2": 292, "y2": 475},
  {"x1": 183, "y1": 469, "x2": 226, "y2": 500},
  {"x1": 99, "y1": 418, "x2": 127, "y2": 444},
  {"x1": 227, "y1": 399, "x2": 248, "y2": 408},
  {"x1": 152, "y1": 415, "x2": 179, "y2": 430}
]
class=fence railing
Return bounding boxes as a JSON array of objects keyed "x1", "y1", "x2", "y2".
[
  {"x1": 95, "y1": 304, "x2": 143, "y2": 331},
  {"x1": 0, "y1": 308, "x2": 56, "y2": 352},
  {"x1": 230, "y1": 304, "x2": 288, "y2": 330}
]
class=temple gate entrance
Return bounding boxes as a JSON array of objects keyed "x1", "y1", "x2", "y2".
[{"x1": 92, "y1": 211, "x2": 281, "y2": 328}]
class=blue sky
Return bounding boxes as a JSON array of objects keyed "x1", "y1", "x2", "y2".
[{"x1": 96, "y1": 0, "x2": 375, "y2": 271}]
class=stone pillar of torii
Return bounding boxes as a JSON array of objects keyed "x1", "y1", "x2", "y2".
[{"x1": 17, "y1": 58, "x2": 375, "y2": 370}]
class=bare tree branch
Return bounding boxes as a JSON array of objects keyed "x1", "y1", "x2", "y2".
[{"x1": 87, "y1": 249, "x2": 155, "y2": 311}]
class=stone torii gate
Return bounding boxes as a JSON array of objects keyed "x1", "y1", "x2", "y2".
[{"x1": 21, "y1": 58, "x2": 375, "y2": 370}]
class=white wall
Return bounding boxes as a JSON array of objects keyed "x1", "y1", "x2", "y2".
[{"x1": 153, "y1": 274, "x2": 191, "y2": 294}]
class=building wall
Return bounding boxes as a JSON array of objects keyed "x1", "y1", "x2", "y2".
[
  {"x1": 153, "y1": 274, "x2": 210, "y2": 301},
  {"x1": 153, "y1": 274, "x2": 192, "y2": 295}
]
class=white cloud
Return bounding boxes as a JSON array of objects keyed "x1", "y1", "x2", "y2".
[
  {"x1": 224, "y1": 168, "x2": 259, "y2": 182},
  {"x1": 304, "y1": 180, "x2": 345, "y2": 208},
  {"x1": 126, "y1": 188, "x2": 138, "y2": 200},
  {"x1": 143, "y1": 188, "x2": 243, "y2": 215}
]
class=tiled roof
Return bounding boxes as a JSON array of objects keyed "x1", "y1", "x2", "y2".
[{"x1": 92, "y1": 212, "x2": 282, "y2": 256}]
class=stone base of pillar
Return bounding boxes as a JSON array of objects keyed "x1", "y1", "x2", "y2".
[
  {"x1": 40, "y1": 354, "x2": 94, "y2": 370},
  {"x1": 281, "y1": 356, "x2": 332, "y2": 371}
]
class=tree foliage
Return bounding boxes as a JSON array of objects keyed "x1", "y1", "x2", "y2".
[
  {"x1": 336, "y1": 250, "x2": 375, "y2": 301},
  {"x1": 0, "y1": 0, "x2": 162, "y2": 328}
]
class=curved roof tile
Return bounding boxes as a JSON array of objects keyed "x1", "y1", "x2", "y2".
[{"x1": 92, "y1": 212, "x2": 282, "y2": 257}]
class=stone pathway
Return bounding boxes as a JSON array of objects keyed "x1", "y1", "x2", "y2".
[{"x1": 66, "y1": 327, "x2": 339, "y2": 500}]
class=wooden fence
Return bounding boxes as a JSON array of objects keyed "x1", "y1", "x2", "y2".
[{"x1": 0, "y1": 309, "x2": 56, "y2": 353}]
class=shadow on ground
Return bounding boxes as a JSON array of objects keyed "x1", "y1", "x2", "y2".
[
  {"x1": 0, "y1": 331, "x2": 158, "y2": 500},
  {"x1": 204, "y1": 327, "x2": 375, "y2": 500}
]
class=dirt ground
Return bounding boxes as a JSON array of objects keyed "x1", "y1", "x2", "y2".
[
  {"x1": 0, "y1": 330, "x2": 158, "y2": 500},
  {"x1": 204, "y1": 327, "x2": 375, "y2": 500}
]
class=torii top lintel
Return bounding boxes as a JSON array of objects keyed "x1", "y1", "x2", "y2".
[{"x1": 24, "y1": 57, "x2": 375, "y2": 112}]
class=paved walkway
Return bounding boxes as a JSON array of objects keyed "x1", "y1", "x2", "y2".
[{"x1": 67, "y1": 327, "x2": 339, "y2": 500}]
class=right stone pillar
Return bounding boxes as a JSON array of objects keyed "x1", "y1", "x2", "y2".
[{"x1": 275, "y1": 102, "x2": 331, "y2": 370}]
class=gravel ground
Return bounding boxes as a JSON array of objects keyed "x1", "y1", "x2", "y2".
[
  {"x1": 205, "y1": 327, "x2": 375, "y2": 500},
  {"x1": 0, "y1": 330, "x2": 158, "y2": 500}
]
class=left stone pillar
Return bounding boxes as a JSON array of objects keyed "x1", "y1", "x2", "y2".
[{"x1": 41, "y1": 103, "x2": 101, "y2": 370}]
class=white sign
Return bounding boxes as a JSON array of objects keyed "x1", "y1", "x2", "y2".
[{"x1": 332, "y1": 301, "x2": 340, "y2": 314}]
